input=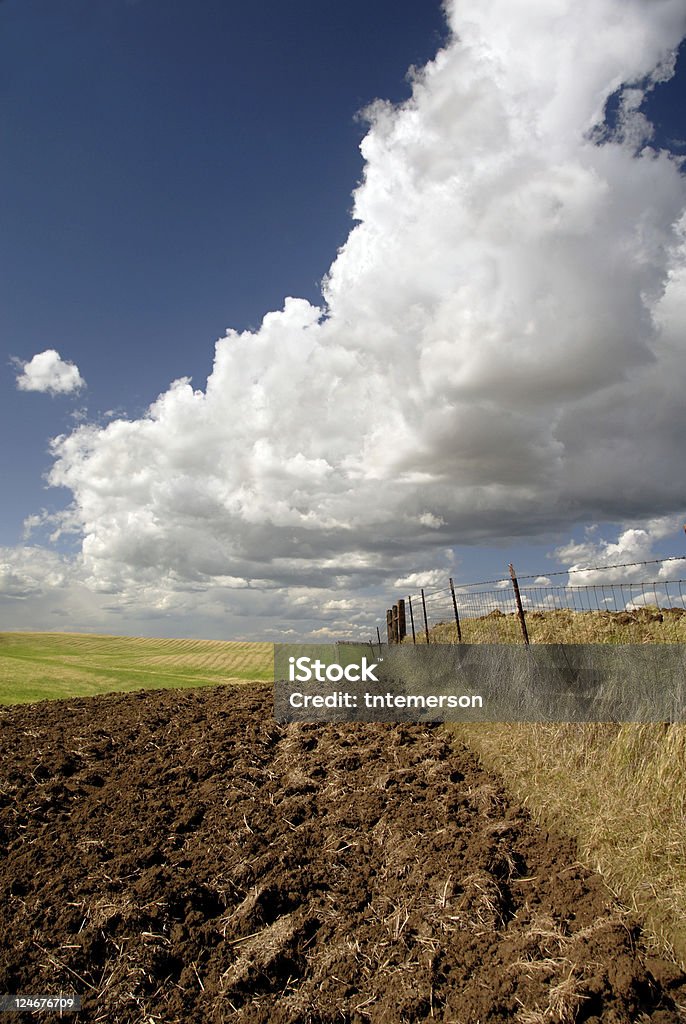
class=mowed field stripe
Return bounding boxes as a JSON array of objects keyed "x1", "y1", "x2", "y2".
[{"x1": 0, "y1": 633, "x2": 273, "y2": 705}]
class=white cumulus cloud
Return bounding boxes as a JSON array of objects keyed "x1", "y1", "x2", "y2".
[
  {"x1": 15, "y1": 349, "x2": 85, "y2": 394},
  {"x1": 0, "y1": 546, "x2": 68, "y2": 599},
  {"x1": 554, "y1": 515, "x2": 686, "y2": 583}
]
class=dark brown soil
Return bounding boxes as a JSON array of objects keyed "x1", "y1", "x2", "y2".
[{"x1": 1, "y1": 685, "x2": 685, "y2": 1023}]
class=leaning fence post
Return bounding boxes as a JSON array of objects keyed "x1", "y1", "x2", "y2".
[
  {"x1": 397, "y1": 599, "x2": 406, "y2": 642},
  {"x1": 509, "y1": 563, "x2": 530, "y2": 645},
  {"x1": 386, "y1": 609, "x2": 394, "y2": 645},
  {"x1": 421, "y1": 588, "x2": 430, "y2": 644},
  {"x1": 376, "y1": 626, "x2": 382, "y2": 649},
  {"x1": 449, "y1": 578, "x2": 463, "y2": 643},
  {"x1": 408, "y1": 595, "x2": 416, "y2": 644}
]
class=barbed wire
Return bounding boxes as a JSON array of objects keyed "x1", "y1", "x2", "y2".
[
  {"x1": 518, "y1": 555, "x2": 686, "y2": 581},
  {"x1": 404, "y1": 555, "x2": 686, "y2": 600}
]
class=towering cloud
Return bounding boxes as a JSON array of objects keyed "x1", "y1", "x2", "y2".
[{"x1": 46, "y1": 0, "x2": 686, "y2": 611}]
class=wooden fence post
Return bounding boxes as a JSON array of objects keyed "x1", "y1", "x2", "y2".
[
  {"x1": 421, "y1": 588, "x2": 430, "y2": 644},
  {"x1": 449, "y1": 578, "x2": 462, "y2": 643},
  {"x1": 408, "y1": 595, "x2": 416, "y2": 644},
  {"x1": 392, "y1": 604, "x2": 399, "y2": 644},
  {"x1": 509, "y1": 563, "x2": 530, "y2": 645},
  {"x1": 397, "y1": 599, "x2": 406, "y2": 642},
  {"x1": 386, "y1": 609, "x2": 394, "y2": 645},
  {"x1": 376, "y1": 626, "x2": 382, "y2": 649}
]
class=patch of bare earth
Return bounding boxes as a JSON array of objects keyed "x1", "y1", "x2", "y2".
[{"x1": 1, "y1": 687, "x2": 685, "y2": 1023}]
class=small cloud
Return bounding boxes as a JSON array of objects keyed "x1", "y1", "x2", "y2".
[
  {"x1": 393, "y1": 569, "x2": 446, "y2": 591},
  {"x1": 14, "y1": 349, "x2": 85, "y2": 395},
  {"x1": 21, "y1": 513, "x2": 44, "y2": 541},
  {"x1": 418, "y1": 512, "x2": 446, "y2": 529},
  {"x1": 323, "y1": 598, "x2": 356, "y2": 612},
  {"x1": 309, "y1": 626, "x2": 343, "y2": 638}
]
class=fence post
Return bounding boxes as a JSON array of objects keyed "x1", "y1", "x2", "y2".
[
  {"x1": 376, "y1": 626, "x2": 382, "y2": 649},
  {"x1": 386, "y1": 609, "x2": 394, "y2": 645},
  {"x1": 421, "y1": 588, "x2": 430, "y2": 644},
  {"x1": 509, "y1": 563, "x2": 530, "y2": 645},
  {"x1": 392, "y1": 604, "x2": 400, "y2": 644},
  {"x1": 408, "y1": 595, "x2": 416, "y2": 644},
  {"x1": 449, "y1": 578, "x2": 463, "y2": 643},
  {"x1": 397, "y1": 599, "x2": 406, "y2": 642}
]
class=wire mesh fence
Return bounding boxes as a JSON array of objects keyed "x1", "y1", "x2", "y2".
[{"x1": 379, "y1": 557, "x2": 686, "y2": 645}]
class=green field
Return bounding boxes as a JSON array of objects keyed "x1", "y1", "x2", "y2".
[{"x1": 0, "y1": 632, "x2": 273, "y2": 705}]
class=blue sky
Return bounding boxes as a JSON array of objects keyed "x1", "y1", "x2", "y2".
[{"x1": 2, "y1": 0, "x2": 686, "y2": 641}]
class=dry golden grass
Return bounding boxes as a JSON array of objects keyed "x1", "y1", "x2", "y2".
[
  {"x1": 449, "y1": 720, "x2": 686, "y2": 966},
  {"x1": 431, "y1": 607, "x2": 686, "y2": 966},
  {"x1": 416, "y1": 606, "x2": 686, "y2": 645}
]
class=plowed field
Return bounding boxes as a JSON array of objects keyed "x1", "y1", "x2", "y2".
[{"x1": 1, "y1": 686, "x2": 685, "y2": 1023}]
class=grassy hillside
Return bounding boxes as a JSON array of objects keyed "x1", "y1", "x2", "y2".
[
  {"x1": 421, "y1": 606, "x2": 686, "y2": 644},
  {"x1": 0, "y1": 632, "x2": 272, "y2": 705}
]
